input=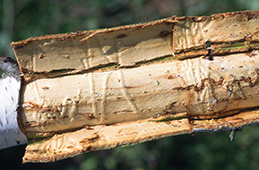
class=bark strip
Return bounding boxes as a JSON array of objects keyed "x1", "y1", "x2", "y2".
[{"x1": 8, "y1": 10, "x2": 259, "y2": 163}]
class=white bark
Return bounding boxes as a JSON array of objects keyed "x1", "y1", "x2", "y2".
[{"x1": 0, "y1": 75, "x2": 27, "y2": 149}]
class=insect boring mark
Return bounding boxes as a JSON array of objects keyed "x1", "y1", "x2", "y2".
[
  {"x1": 117, "y1": 70, "x2": 139, "y2": 114},
  {"x1": 159, "y1": 31, "x2": 170, "y2": 38},
  {"x1": 32, "y1": 81, "x2": 42, "y2": 103},
  {"x1": 42, "y1": 86, "x2": 49, "y2": 90},
  {"x1": 116, "y1": 34, "x2": 127, "y2": 38},
  {"x1": 186, "y1": 93, "x2": 193, "y2": 120},
  {"x1": 88, "y1": 72, "x2": 97, "y2": 118},
  {"x1": 208, "y1": 55, "x2": 213, "y2": 61},
  {"x1": 226, "y1": 75, "x2": 246, "y2": 100},
  {"x1": 81, "y1": 58, "x2": 89, "y2": 69},
  {"x1": 38, "y1": 54, "x2": 46, "y2": 59},
  {"x1": 205, "y1": 41, "x2": 214, "y2": 60},
  {"x1": 65, "y1": 88, "x2": 82, "y2": 126},
  {"x1": 100, "y1": 72, "x2": 112, "y2": 122}
]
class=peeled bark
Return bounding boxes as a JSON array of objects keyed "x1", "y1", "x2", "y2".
[
  {"x1": 11, "y1": 11, "x2": 259, "y2": 77},
  {"x1": 6, "y1": 10, "x2": 259, "y2": 163}
]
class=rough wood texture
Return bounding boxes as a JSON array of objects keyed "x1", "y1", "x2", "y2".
[
  {"x1": 23, "y1": 110, "x2": 259, "y2": 163},
  {"x1": 11, "y1": 11, "x2": 259, "y2": 76},
  {"x1": 10, "y1": 10, "x2": 259, "y2": 163},
  {"x1": 20, "y1": 52, "x2": 259, "y2": 136}
]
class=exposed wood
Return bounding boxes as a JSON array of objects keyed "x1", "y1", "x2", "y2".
[{"x1": 9, "y1": 10, "x2": 259, "y2": 163}]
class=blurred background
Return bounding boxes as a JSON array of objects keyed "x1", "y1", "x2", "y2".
[{"x1": 1, "y1": 0, "x2": 259, "y2": 169}]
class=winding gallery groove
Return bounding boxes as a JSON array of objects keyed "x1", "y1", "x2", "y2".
[{"x1": 9, "y1": 10, "x2": 259, "y2": 162}]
